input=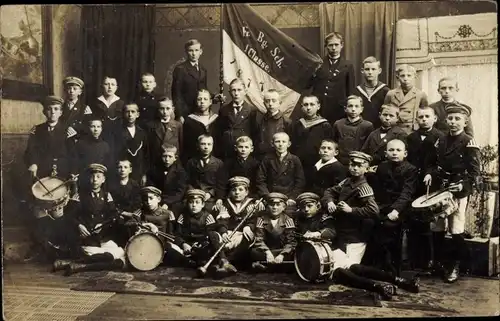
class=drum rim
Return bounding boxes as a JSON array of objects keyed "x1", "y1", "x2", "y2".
[
  {"x1": 412, "y1": 191, "x2": 453, "y2": 208},
  {"x1": 32, "y1": 176, "x2": 68, "y2": 202},
  {"x1": 125, "y1": 232, "x2": 165, "y2": 271},
  {"x1": 294, "y1": 240, "x2": 332, "y2": 283}
]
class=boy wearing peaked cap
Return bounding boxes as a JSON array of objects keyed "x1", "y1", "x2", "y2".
[
  {"x1": 172, "y1": 189, "x2": 228, "y2": 273},
  {"x1": 23, "y1": 95, "x2": 74, "y2": 262},
  {"x1": 422, "y1": 102, "x2": 480, "y2": 283},
  {"x1": 295, "y1": 192, "x2": 336, "y2": 243},
  {"x1": 60, "y1": 76, "x2": 92, "y2": 139},
  {"x1": 139, "y1": 186, "x2": 176, "y2": 236},
  {"x1": 54, "y1": 163, "x2": 127, "y2": 276},
  {"x1": 250, "y1": 192, "x2": 297, "y2": 272},
  {"x1": 213, "y1": 176, "x2": 265, "y2": 273},
  {"x1": 321, "y1": 151, "x2": 379, "y2": 270}
]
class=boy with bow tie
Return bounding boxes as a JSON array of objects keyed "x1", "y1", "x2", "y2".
[
  {"x1": 215, "y1": 78, "x2": 258, "y2": 160},
  {"x1": 361, "y1": 104, "x2": 407, "y2": 166}
]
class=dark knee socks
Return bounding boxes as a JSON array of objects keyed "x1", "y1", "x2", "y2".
[
  {"x1": 451, "y1": 233, "x2": 467, "y2": 263},
  {"x1": 349, "y1": 264, "x2": 396, "y2": 283},
  {"x1": 332, "y1": 268, "x2": 377, "y2": 292},
  {"x1": 76, "y1": 253, "x2": 114, "y2": 264},
  {"x1": 76, "y1": 259, "x2": 124, "y2": 272},
  {"x1": 432, "y1": 231, "x2": 446, "y2": 263}
]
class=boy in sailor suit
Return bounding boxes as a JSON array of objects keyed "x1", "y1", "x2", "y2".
[
  {"x1": 291, "y1": 95, "x2": 334, "y2": 180},
  {"x1": 250, "y1": 193, "x2": 297, "y2": 272},
  {"x1": 308, "y1": 139, "x2": 347, "y2": 196},
  {"x1": 213, "y1": 176, "x2": 264, "y2": 273},
  {"x1": 93, "y1": 76, "x2": 125, "y2": 144},
  {"x1": 354, "y1": 56, "x2": 390, "y2": 128}
]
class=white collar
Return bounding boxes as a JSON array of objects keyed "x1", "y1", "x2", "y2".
[
  {"x1": 190, "y1": 61, "x2": 199, "y2": 67},
  {"x1": 276, "y1": 151, "x2": 288, "y2": 159},
  {"x1": 315, "y1": 157, "x2": 338, "y2": 170},
  {"x1": 97, "y1": 95, "x2": 121, "y2": 108},
  {"x1": 188, "y1": 113, "x2": 218, "y2": 127}
]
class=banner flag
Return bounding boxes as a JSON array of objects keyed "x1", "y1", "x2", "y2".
[{"x1": 222, "y1": 4, "x2": 323, "y2": 117}]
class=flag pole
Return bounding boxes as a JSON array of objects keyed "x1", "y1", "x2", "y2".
[{"x1": 219, "y1": 2, "x2": 224, "y2": 108}]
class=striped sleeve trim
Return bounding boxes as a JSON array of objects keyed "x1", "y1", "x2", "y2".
[
  {"x1": 206, "y1": 214, "x2": 216, "y2": 225},
  {"x1": 29, "y1": 126, "x2": 36, "y2": 135},
  {"x1": 285, "y1": 218, "x2": 295, "y2": 229},
  {"x1": 177, "y1": 214, "x2": 184, "y2": 225},
  {"x1": 84, "y1": 106, "x2": 92, "y2": 114},
  {"x1": 321, "y1": 214, "x2": 332, "y2": 222},
  {"x1": 71, "y1": 193, "x2": 80, "y2": 202},
  {"x1": 466, "y1": 138, "x2": 479, "y2": 149},
  {"x1": 256, "y1": 217, "x2": 264, "y2": 228},
  {"x1": 67, "y1": 126, "x2": 77, "y2": 138},
  {"x1": 358, "y1": 185, "x2": 374, "y2": 198},
  {"x1": 106, "y1": 193, "x2": 113, "y2": 202}
]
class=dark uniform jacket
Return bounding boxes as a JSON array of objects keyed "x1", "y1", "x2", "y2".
[
  {"x1": 255, "y1": 152, "x2": 305, "y2": 199},
  {"x1": 182, "y1": 113, "x2": 219, "y2": 162},
  {"x1": 253, "y1": 111, "x2": 292, "y2": 158},
  {"x1": 61, "y1": 99, "x2": 93, "y2": 138},
  {"x1": 254, "y1": 213, "x2": 296, "y2": 255},
  {"x1": 111, "y1": 124, "x2": 149, "y2": 181},
  {"x1": 68, "y1": 189, "x2": 119, "y2": 246},
  {"x1": 429, "y1": 100, "x2": 474, "y2": 136},
  {"x1": 215, "y1": 198, "x2": 257, "y2": 234},
  {"x1": 175, "y1": 210, "x2": 217, "y2": 245},
  {"x1": 406, "y1": 128, "x2": 445, "y2": 194},
  {"x1": 309, "y1": 56, "x2": 356, "y2": 124},
  {"x1": 308, "y1": 158, "x2": 348, "y2": 196},
  {"x1": 354, "y1": 83, "x2": 390, "y2": 128},
  {"x1": 93, "y1": 96, "x2": 125, "y2": 145},
  {"x1": 135, "y1": 90, "x2": 161, "y2": 128},
  {"x1": 147, "y1": 119, "x2": 183, "y2": 170},
  {"x1": 146, "y1": 160, "x2": 188, "y2": 207},
  {"x1": 186, "y1": 156, "x2": 225, "y2": 200},
  {"x1": 296, "y1": 213, "x2": 336, "y2": 242},
  {"x1": 425, "y1": 131, "x2": 480, "y2": 199},
  {"x1": 361, "y1": 126, "x2": 407, "y2": 165},
  {"x1": 108, "y1": 178, "x2": 142, "y2": 214},
  {"x1": 70, "y1": 136, "x2": 112, "y2": 175},
  {"x1": 215, "y1": 101, "x2": 258, "y2": 159},
  {"x1": 141, "y1": 206, "x2": 176, "y2": 234},
  {"x1": 322, "y1": 176, "x2": 380, "y2": 245},
  {"x1": 333, "y1": 118, "x2": 374, "y2": 165},
  {"x1": 372, "y1": 160, "x2": 418, "y2": 215},
  {"x1": 24, "y1": 121, "x2": 71, "y2": 178},
  {"x1": 217, "y1": 155, "x2": 260, "y2": 198},
  {"x1": 291, "y1": 117, "x2": 333, "y2": 172},
  {"x1": 172, "y1": 60, "x2": 208, "y2": 119}
]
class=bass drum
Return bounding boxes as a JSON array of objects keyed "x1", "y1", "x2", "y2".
[
  {"x1": 125, "y1": 232, "x2": 165, "y2": 271},
  {"x1": 294, "y1": 240, "x2": 335, "y2": 283}
]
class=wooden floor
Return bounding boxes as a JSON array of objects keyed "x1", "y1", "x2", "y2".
[{"x1": 3, "y1": 262, "x2": 499, "y2": 320}]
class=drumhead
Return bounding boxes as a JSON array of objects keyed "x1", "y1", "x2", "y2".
[
  {"x1": 412, "y1": 191, "x2": 453, "y2": 209},
  {"x1": 126, "y1": 232, "x2": 164, "y2": 271},
  {"x1": 32, "y1": 177, "x2": 68, "y2": 202},
  {"x1": 294, "y1": 242, "x2": 321, "y2": 283}
]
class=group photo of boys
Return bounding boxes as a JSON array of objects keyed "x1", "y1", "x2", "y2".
[{"x1": 2, "y1": 2, "x2": 498, "y2": 319}]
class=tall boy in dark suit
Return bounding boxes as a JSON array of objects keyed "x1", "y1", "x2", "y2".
[
  {"x1": 135, "y1": 73, "x2": 162, "y2": 128},
  {"x1": 172, "y1": 39, "x2": 208, "y2": 122}
]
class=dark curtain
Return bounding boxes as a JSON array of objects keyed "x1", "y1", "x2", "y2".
[
  {"x1": 319, "y1": 2, "x2": 398, "y2": 87},
  {"x1": 81, "y1": 5, "x2": 155, "y2": 104}
]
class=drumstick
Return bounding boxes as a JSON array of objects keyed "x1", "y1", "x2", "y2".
[
  {"x1": 34, "y1": 175, "x2": 53, "y2": 197},
  {"x1": 426, "y1": 184, "x2": 430, "y2": 200},
  {"x1": 258, "y1": 260, "x2": 294, "y2": 265},
  {"x1": 42, "y1": 175, "x2": 79, "y2": 197}
]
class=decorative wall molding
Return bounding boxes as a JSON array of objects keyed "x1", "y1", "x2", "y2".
[
  {"x1": 154, "y1": 4, "x2": 319, "y2": 31},
  {"x1": 396, "y1": 13, "x2": 497, "y2": 68}
]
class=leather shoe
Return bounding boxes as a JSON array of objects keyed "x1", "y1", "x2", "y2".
[
  {"x1": 251, "y1": 262, "x2": 267, "y2": 271},
  {"x1": 64, "y1": 263, "x2": 87, "y2": 276},
  {"x1": 221, "y1": 259, "x2": 238, "y2": 273},
  {"x1": 445, "y1": 262, "x2": 460, "y2": 283},
  {"x1": 374, "y1": 283, "x2": 396, "y2": 300},
  {"x1": 395, "y1": 276, "x2": 420, "y2": 293},
  {"x1": 53, "y1": 259, "x2": 73, "y2": 272}
]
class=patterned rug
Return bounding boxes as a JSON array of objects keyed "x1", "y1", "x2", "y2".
[{"x1": 71, "y1": 266, "x2": 382, "y2": 307}]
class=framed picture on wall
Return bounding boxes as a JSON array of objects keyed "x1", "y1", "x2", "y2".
[{"x1": 1, "y1": 5, "x2": 53, "y2": 102}]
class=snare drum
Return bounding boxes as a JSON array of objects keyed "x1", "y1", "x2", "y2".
[
  {"x1": 125, "y1": 232, "x2": 165, "y2": 271},
  {"x1": 31, "y1": 177, "x2": 69, "y2": 219},
  {"x1": 294, "y1": 240, "x2": 335, "y2": 283},
  {"x1": 411, "y1": 191, "x2": 458, "y2": 222}
]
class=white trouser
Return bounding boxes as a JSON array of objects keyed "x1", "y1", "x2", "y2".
[
  {"x1": 332, "y1": 242, "x2": 367, "y2": 270},
  {"x1": 430, "y1": 197, "x2": 468, "y2": 234},
  {"x1": 81, "y1": 240, "x2": 126, "y2": 263}
]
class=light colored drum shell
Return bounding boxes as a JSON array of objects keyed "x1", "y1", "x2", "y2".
[
  {"x1": 125, "y1": 232, "x2": 165, "y2": 271},
  {"x1": 31, "y1": 177, "x2": 69, "y2": 211},
  {"x1": 294, "y1": 240, "x2": 335, "y2": 283}
]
